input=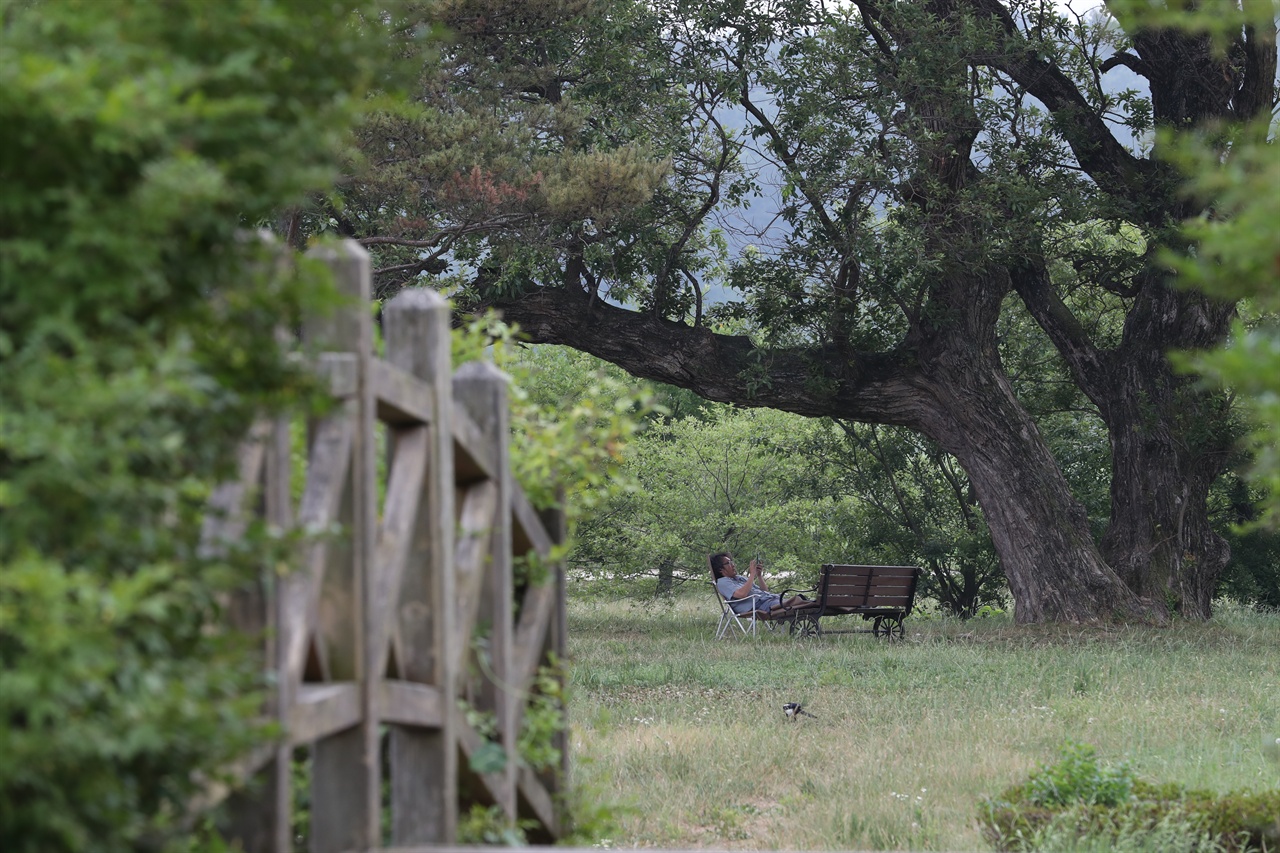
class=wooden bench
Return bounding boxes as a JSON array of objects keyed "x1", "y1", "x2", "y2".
[{"x1": 787, "y1": 564, "x2": 921, "y2": 640}]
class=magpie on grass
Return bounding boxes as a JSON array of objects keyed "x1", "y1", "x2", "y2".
[{"x1": 782, "y1": 702, "x2": 817, "y2": 721}]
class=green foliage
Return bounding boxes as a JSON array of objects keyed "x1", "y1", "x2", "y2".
[
  {"x1": 806, "y1": 421, "x2": 1008, "y2": 618},
  {"x1": 981, "y1": 743, "x2": 1280, "y2": 852},
  {"x1": 572, "y1": 404, "x2": 866, "y2": 595},
  {"x1": 0, "y1": 553, "x2": 267, "y2": 851},
  {"x1": 452, "y1": 317, "x2": 657, "y2": 527},
  {"x1": 555, "y1": 782, "x2": 624, "y2": 849},
  {"x1": 456, "y1": 804, "x2": 536, "y2": 846},
  {"x1": 1209, "y1": 476, "x2": 1280, "y2": 609},
  {"x1": 0, "y1": 0, "x2": 402, "y2": 849},
  {"x1": 334, "y1": 0, "x2": 687, "y2": 302},
  {"x1": 1025, "y1": 742, "x2": 1137, "y2": 808},
  {"x1": 517, "y1": 659, "x2": 567, "y2": 773},
  {"x1": 572, "y1": 394, "x2": 1009, "y2": 611}
]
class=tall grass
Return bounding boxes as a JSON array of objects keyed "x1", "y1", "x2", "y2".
[{"x1": 566, "y1": 596, "x2": 1280, "y2": 850}]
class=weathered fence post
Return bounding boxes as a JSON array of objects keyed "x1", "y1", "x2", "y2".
[
  {"x1": 382, "y1": 287, "x2": 459, "y2": 844},
  {"x1": 453, "y1": 361, "x2": 517, "y2": 819},
  {"x1": 301, "y1": 240, "x2": 378, "y2": 852}
]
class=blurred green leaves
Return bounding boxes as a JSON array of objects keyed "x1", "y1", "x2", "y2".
[{"x1": 0, "y1": 0, "x2": 411, "y2": 849}]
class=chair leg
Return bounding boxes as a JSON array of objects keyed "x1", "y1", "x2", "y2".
[{"x1": 717, "y1": 611, "x2": 751, "y2": 639}]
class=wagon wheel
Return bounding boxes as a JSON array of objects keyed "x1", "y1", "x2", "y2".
[
  {"x1": 791, "y1": 613, "x2": 821, "y2": 639},
  {"x1": 872, "y1": 616, "x2": 904, "y2": 641}
]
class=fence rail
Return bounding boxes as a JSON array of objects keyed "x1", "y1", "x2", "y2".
[{"x1": 201, "y1": 240, "x2": 567, "y2": 852}]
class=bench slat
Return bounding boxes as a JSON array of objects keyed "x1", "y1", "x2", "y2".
[{"x1": 810, "y1": 564, "x2": 921, "y2": 633}]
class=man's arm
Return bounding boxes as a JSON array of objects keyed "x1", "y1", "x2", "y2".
[
  {"x1": 718, "y1": 576, "x2": 753, "y2": 602},
  {"x1": 749, "y1": 559, "x2": 769, "y2": 592}
]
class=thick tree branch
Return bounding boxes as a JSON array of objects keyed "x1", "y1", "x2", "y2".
[
  {"x1": 481, "y1": 286, "x2": 922, "y2": 423},
  {"x1": 358, "y1": 215, "x2": 531, "y2": 249},
  {"x1": 1099, "y1": 51, "x2": 1151, "y2": 77},
  {"x1": 1008, "y1": 256, "x2": 1114, "y2": 418},
  {"x1": 965, "y1": 0, "x2": 1156, "y2": 204}
]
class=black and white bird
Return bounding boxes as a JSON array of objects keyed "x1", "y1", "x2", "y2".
[{"x1": 782, "y1": 702, "x2": 817, "y2": 721}]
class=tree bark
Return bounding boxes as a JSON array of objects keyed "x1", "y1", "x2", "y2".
[
  {"x1": 899, "y1": 343, "x2": 1156, "y2": 623},
  {"x1": 1013, "y1": 260, "x2": 1236, "y2": 620},
  {"x1": 655, "y1": 558, "x2": 674, "y2": 595},
  {"x1": 1096, "y1": 282, "x2": 1236, "y2": 618}
]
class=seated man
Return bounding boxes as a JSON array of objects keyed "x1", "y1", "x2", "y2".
[{"x1": 711, "y1": 552, "x2": 806, "y2": 616}]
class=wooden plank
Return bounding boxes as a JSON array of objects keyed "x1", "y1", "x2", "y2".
[
  {"x1": 289, "y1": 683, "x2": 361, "y2": 745},
  {"x1": 824, "y1": 564, "x2": 916, "y2": 573},
  {"x1": 372, "y1": 357, "x2": 434, "y2": 426},
  {"x1": 451, "y1": 481, "x2": 499, "y2": 676},
  {"x1": 865, "y1": 595, "x2": 912, "y2": 608},
  {"x1": 511, "y1": 582, "x2": 555, "y2": 696},
  {"x1": 311, "y1": 725, "x2": 366, "y2": 853},
  {"x1": 305, "y1": 239, "x2": 378, "y2": 853},
  {"x1": 315, "y1": 351, "x2": 358, "y2": 398},
  {"x1": 383, "y1": 287, "x2": 459, "y2": 846},
  {"x1": 452, "y1": 405, "x2": 497, "y2": 482},
  {"x1": 279, "y1": 409, "x2": 354, "y2": 685},
  {"x1": 378, "y1": 680, "x2": 444, "y2": 728},
  {"x1": 456, "y1": 717, "x2": 511, "y2": 810},
  {"x1": 316, "y1": 471, "x2": 360, "y2": 676},
  {"x1": 199, "y1": 420, "x2": 269, "y2": 558},
  {"x1": 517, "y1": 765, "x2": 558, "y2": 836},
  {"x1": 511, "y1": 487, "x2": 554, "y2": 558},
  {"x1": 454, "y1": 362, "x2": 516, "y2": 820},
  {"x1": 257, "y1": 415, "x2": 293, "y2": 853},
  {"x1": 368, "y1": 426, "x2": 429, "y2": 670},
  {"x1": 389, "y1": 727, "x2": 450, "y2": 845},
  {"x1": 865, "y1": 582, "x2": 914, "y2": 595},
  {"x1": 540, "y1": 501, "x2": 570, "y2": 800}
]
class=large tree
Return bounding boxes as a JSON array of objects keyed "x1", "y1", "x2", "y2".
[{"x1": 331, "y1": 0, "x2": 1276, "y2": 623}]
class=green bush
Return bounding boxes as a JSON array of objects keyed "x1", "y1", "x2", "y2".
[
  {"x1": 1024, "y1": 742, "x2": 1137, "y2": 808},
  {"x1": 980, "y1": 743, "x2": 1280, "y2": 852},
  {"x1": 0, "y1": 1, "x2": 400, "y2": 849}
]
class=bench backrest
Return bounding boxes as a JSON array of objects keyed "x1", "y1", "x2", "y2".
[{"x1": 818, "y1": 564, "x2": 920, "y2": 613}]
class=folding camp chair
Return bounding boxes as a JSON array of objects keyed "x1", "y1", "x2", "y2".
[{"x1": 709, "y1": 580, "x2": 771, "y2": 639}]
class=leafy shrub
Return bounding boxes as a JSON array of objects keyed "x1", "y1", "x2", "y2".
[
  {"x1": 0, "y1": 0, "x2": 398, "y2": 849},
  {"x1": 1024, "y1": 742, "x2": 1136, "y2": 807},
  {"x1": 980, "y1": 743, "x2": 1280, "y2": 852},
  {"x1": 456, "y1": 804, "x2": 536, "y2": 846}
]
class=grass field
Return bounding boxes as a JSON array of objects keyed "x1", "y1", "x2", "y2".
[{"x1": 564, "y1": 595, "x2": 1280, "y2": 850}]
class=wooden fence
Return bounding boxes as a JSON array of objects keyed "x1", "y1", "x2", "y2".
[{"x1": 200, "y1": 240, "x2": 568, "y2": 852}]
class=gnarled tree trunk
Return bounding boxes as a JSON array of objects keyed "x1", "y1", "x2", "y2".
[
  {"x1": 905, "y1": 350, "x2": 1156, "y2": 624},
  {"x1": 1096, "y1": 282, "x2": 1236, "y2": 619}
]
